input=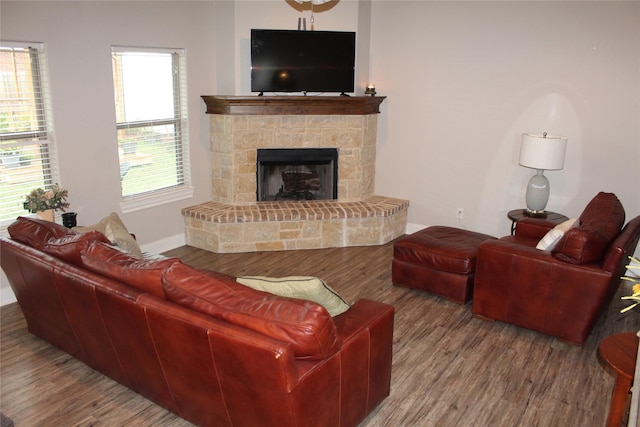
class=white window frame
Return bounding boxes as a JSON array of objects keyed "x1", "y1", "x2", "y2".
[
  {"x1": 111, "y1": 46, "x2": 193, "y2": 213},
  {"x1": 0, "y1": 41, "x2": 59, "y2": 232}
]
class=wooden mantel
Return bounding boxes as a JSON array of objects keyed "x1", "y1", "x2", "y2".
[{"x1": 201, "y1": 95, "x2": 386, "y2": 116}]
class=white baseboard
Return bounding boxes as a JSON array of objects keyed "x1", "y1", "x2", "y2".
[
  {"x1": 406, "y1": 222, "x2": 428, "y2": 235},
  {"x1": 0, "y1": 270, "x2": 17, "y2": 306},
  {"x1": 140, "y1": 233, "x2": 186, "y2": 255}
]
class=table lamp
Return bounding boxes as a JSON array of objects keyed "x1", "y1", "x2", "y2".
[{"x1": 519, "y1": 132, "x2": 568, "y2": 215}]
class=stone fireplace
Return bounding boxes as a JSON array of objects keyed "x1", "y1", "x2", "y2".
[{"x1": 182, "y1": 96, "x2": 408, "y2": 253}]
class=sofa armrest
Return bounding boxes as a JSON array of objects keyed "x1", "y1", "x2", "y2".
[
  {"x1": 333, "y1": 299, "x2": 394, "y2": 415},
  {"x1": 514, "y1": 218, "x2": 556, "y2": 240},
  {"x1": 334, "y1": 299, "x2": 394, "y2": 340}
]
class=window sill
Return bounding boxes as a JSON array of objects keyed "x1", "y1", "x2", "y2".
[{"x1": 120, "y1": 186, "x2": 194, "y2": 213}]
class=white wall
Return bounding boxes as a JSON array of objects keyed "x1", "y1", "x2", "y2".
[{"x1": 370, "y1": 1, "x2": 640, "y2": 237}]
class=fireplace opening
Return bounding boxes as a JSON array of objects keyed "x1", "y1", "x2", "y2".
[{"x1": 257, "y1": 148, "x2": 338, "y2": 201}]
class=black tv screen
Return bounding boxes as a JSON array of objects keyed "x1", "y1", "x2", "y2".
[{"x1": 251, "y1": 29, "x2": 356, "y2": 94}]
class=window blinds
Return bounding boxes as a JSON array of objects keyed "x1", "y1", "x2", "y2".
[
  {"x1": 111, "y1": 47, "x2": 189, "y2": 201},
  {"x1": 0, "y1": 42, "x2": 57, "y2": 226}
]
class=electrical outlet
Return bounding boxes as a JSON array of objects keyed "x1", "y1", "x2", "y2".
[{"x1": 457, "y1": 208, "x2": 464, "y2": 220}]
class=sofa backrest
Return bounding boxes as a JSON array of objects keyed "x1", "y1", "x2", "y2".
[
  {"x1": 81, "y1": 241, "x2": 180, "y2": 298},
  {"x1": 162, "y1": 262, "x2": 342, "y2": 360},
  {"x1": 553, "y1": 192, "x2": 625, "y2": 264}
]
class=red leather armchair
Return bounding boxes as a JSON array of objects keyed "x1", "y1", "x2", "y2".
[{"x1": 472, "y1": 192, "x2": 640, "y2": 344}]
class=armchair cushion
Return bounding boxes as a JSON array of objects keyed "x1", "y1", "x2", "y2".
[{"x1": 553, "y1": 192, "x2": 625, "y2": 264}]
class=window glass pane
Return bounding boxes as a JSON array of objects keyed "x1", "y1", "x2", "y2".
[
  {"x1": 0, "y1": 47, "x2": 44, "y2": 134},
  {"x1": 114, "y1": 52, "x2": 175, "y2": 123},
  {"x1": 118, "y1": 124, "x2": 182, "y2": 197}
]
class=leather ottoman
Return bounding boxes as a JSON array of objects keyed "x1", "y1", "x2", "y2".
[{"x1": 392, "y1": 226, "x2": 496, "y2": 304}]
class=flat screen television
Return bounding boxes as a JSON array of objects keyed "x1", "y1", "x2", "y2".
[{"x1": 251, "y1": 29, "x2": 356, "y2": 95}]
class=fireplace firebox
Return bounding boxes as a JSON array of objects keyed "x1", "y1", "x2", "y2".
[{"x1": 257, "y1": 148, "x2": 338, "y2": 201}]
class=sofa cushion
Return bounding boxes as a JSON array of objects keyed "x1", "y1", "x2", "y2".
[
  {"x1": 81, "y1": 241, "x2": 180, "y2": 299},
  {"x1": 536, "y1": 218, "x2": 579, "y2": 251},
  {"x1": 42, "y1": 230, "x2": 111, "y2": 266},
  {"x1": 74, "y1": 212, "x2": 143, "y2": 258},
  {"x1": 162, "y1": 263, "x2": 341, "y2": 360},
  {"x1": 553, "y1": 192, "x2": 625, "y2": 264},
  {"x1": 236, "y1": 276, "x2": 350, "y2": 317},
  {"x1": 7, "y1": 216, "x2": 72, "y2": 250}
]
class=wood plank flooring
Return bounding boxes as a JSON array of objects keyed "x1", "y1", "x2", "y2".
[{"x1": 1, "y1": 240, "x2": 639, "y2": 426}]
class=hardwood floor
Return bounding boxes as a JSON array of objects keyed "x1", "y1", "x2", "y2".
[{"x1": 1, "y1": 240, "x2": 638, "y2": 426}]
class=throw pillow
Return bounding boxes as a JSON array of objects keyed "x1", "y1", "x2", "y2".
[
  {"x1": 535, "y1": 218, "x2": 579, "y2": 251},
  {"x1": 162, "y1": 263, "x2": 341, "y2": 360},
  {"x1": 74, "y1": 212, "x2": 143, "y2": 258},
  {"x1": 553, "y1": 192, "x2": 626, "y2": 264},
  {"x1": 81, "y1": 241, "x2": 180, "y2": 299},
  {"x1": 236, "y1": 276, "x2": 350, "y2": 317}
]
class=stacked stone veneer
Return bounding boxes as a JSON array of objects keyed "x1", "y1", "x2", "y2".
[
  {"x1": 183, "y1": 101, "x2": 408, "y2": 253},
  {"x1": 209, "y1": 114, "x2": 379, "y2": 204}
]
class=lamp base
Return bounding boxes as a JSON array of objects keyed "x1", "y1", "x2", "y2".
[{"x1": 525, "y1": 169, "x2": 550, "y2": 213}]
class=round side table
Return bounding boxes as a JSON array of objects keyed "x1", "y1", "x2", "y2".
[
  {"x1": 507, "y1": 209, "x2": 569, "y2": 235},
  {"x1": 599, "y1": 332, "x2": 639, "y2": 427}
]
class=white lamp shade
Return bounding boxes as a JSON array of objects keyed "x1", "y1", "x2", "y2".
[
  {"x1": 294, "y1": 0, "x2": 331, "y2": 4},
  {"x1": 519, "y1": 133, "x2": 568, "y2": 170}
]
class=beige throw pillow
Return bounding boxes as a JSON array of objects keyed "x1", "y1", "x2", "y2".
[
  {"x1": 536, "y1": 218, "x2": 579, "y2": 251},
  {"x1": 74, "y1": 212, "x2": 143, "y2": 258},
  {"x1": 236, "y1": 276, "x2": 350, "y2": 317}
]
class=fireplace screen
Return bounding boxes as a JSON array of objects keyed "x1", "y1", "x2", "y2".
[{"x1": 257, "y1": 148, "x2": 338, "y2": 201}]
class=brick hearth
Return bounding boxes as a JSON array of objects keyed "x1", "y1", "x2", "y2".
[
  {"x1": 183, "y1": 196, "x2": 408, "y2": 253},
  {"x1": 183, "y1": 96, "x2": 409, "y2": 253}
]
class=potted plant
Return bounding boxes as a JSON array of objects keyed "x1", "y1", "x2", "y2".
[{"x1": 23, "y1": 183, "x2": 70, "y2": 222}]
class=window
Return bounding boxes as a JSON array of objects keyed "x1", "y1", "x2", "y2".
[
  {"x1": 0, "y1": 41, "x2": 57, "y2": 229},
  {"x1": 111, "y1": 47, "x2": 192, "y2": 212}
]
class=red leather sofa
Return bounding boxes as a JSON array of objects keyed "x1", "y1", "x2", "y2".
[
  {"x1": 472, "y1": 192, "x2": 640, "y2": 344},
  {"x1": 1, "y1": 217, "x2": 394, "y2": 427}
]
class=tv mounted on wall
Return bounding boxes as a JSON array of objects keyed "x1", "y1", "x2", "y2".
[{"x1": 250, "y1": 29, "x2": 356, "y2": 95}]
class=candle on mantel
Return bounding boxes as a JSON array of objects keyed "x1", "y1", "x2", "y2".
[{"x1": 365, "y1": 84, "x2": 376, "y2": 96}]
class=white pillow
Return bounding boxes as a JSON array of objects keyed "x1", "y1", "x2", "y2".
[
  {"x1": 74, "y1": 212, "x2": 143, "y2": 258},
  {"x1": 536, "y1": 218, "x2": 579, "y2": 251},
  {"x1": 236, "y1": 276, "x2": 350, "y2": 317}
]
